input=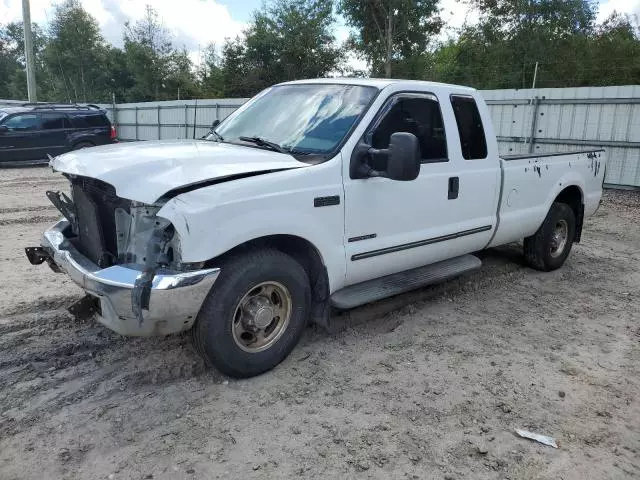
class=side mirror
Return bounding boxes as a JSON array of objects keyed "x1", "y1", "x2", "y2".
[
  {"x1": 385, "y1": 132, "x2": 421, "y2": 181},
  {"x1": 0, "y1": 125, "x2": 8, "y2": 134},
  {"x1": 349, "y1": 132, "x2": 421, "y2": 181}
]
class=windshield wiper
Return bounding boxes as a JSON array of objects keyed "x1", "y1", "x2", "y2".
[{"x1": 238, "y1": 136, "x2": 285, "y2": 153}]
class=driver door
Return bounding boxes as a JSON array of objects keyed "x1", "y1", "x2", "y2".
[
  {"x1": 0, "y1": 113, "x2": 42, "y2": 163},
  {"x1": 343, "y1": 92, "x2": 472, "y2": 286}
]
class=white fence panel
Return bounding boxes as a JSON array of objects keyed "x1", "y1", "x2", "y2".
[
  {"x1": 483, "y1": 85, "x2": 640, "y2": 187},
  {"x1": 2, "y1": 86, "x2": 640, "y2": 187},
  {"x1": 105, "y1": 99, "x2": 249, "y2": 141}
]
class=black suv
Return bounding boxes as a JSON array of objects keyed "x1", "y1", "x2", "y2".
[{"x1": 0, "y1": 103, "x2": 117, "y2": 165}]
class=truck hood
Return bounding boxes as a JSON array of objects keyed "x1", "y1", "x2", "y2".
[{"x1": 51, "y1": 139, "x2": 308, "y2": 203}]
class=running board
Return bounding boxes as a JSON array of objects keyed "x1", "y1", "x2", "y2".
[{"x1": 330, "y1": 254, "x2": 482, "y2": 310}]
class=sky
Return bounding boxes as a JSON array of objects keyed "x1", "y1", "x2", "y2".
[{"x1": 1, "y1": 0, "x2": 639, "y2": 70}]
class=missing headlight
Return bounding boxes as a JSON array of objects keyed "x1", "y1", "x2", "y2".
[{"x1": 115, "y1": 205, "x2": 180, "y2": 267}]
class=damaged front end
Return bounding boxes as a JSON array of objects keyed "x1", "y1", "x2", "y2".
[
  {"x1": 115, "y1": 203, "x2": 182, "y2": 324},
  {"x1": 26, "y1": 175, "x2": 220, "y2": 336}
]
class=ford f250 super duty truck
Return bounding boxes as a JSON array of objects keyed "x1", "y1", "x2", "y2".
[{"x1": 26, "y1": 79, "x2": 606, "y2": 377}]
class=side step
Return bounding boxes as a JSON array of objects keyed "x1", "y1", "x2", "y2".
[{"x1": 330, "y1": 254, "x2": 482, "y2": 310}]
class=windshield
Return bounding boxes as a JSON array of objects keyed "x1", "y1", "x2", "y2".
[{"x1": 211, "y1": 84, "x2": 378, "y2": 159}]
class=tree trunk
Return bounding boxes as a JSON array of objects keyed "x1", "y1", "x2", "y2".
[
  {"x1": 385, "y1": 11, "x2": 393, "y2": 78},
  {"x1": 80, "y1": 64, "x2": 87, "y2": 103}
]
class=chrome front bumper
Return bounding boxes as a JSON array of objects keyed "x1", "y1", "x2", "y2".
[{"x1": 37, "y1": 220, "x2": 220, "y2": 336}]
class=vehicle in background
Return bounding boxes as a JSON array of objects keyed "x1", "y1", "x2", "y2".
[
  {"x1": 0, "y1": 103, "x2": 116, "y2": 165},
  {"x1": 27, "y1": 79, "x2": 606, "y2": 378}
]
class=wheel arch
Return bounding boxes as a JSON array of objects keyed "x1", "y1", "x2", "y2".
[
  {"x1": 553, "y1": 185, "x2": 584, "y2": 242},
  {"x1": 204, "y1": 234, "x2": 330, "y2": 320},
  {"x1": 72, "y1": 140, "x2": 95, "y2": 149}
]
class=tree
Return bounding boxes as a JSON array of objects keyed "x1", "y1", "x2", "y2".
[
  {"x1": 250, "y1": 0, "x2": 342, "y2": 81},
  {"x1": 0, "y1": 21, "x2": 49, "y2": 99},
  {"x1": 123, "y1": 5, "x2": 174, "y2": 101},
  {"x1": 587, "y1": 12, "x2": 640, "y2": 86},
  {"x1": 220, "y1": 37, "x2": 251, "y2": 97},
  {"x1": 101, "y1": 45, "x2": 134, "y2": 102},
  {"x1": 122, "y1": 4, "x2": 200, "y2": 101},
  {"x1": 339, "y1": 0, "x2": 442, "y2": 78},
  {"x1": 44, "y1": 0, "x2": 110, "y2": 102},
  {"x1": 426, "y1": 1, "x2": 640, "y2": 89},
  {"x1": 198, "y1": 43, "x2": 224, "y2": 98},
  {"x1": 220, "y1": 0, "x2": 342, "y2": 96},
  {"x1": 472, "y1": 0, "x2": 596, "y2": 33},
  {"x1": 165, "y1": 48, "x2": 200, "y2": 100},
  {"x1": 471, "y1": 0, "x2": 596, "y2": 85}
]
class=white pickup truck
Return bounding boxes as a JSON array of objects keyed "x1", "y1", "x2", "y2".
[{"x1": 26, "y1": 79, "x2": 606, "y2": 377}]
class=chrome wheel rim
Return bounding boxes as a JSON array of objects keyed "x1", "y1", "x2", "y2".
[
  {"x1": 232, "y1": 281, "x2": 292, "y2": 353},
  {"x1": 550, "y1": 219, "x2": 569, "y2": 258}
]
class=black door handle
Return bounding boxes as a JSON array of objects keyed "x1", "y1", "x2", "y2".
[{"x1": 448, "y1": 177, "x2": 459, "y2": 199}]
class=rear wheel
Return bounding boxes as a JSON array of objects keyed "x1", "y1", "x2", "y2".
[
  {"x1": 524, "y1": 202, "x2": 576, "y2": 271},
  {"x1": 192, "y1": 249, "x2": 310, "y2": 378}
]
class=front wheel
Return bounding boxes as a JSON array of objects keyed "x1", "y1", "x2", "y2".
[
  {"x1": 524, "y1": 202, "x2": 576, "y2": 271},
  {"x1": 192, "y1": 249, "x2": 310, "y2": 378}
]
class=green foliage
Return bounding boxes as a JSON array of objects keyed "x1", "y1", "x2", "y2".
[
  {"x1": 45, "y1": 0, "x2": 109, "y2": 102},
  {"x1": 587, "y1": 13, "x2": 640, "y2": 86},
  {"x1": 473, "y1": 0, "x2": 596, "y2": 34},
  {"x1": 0, "y1": 0, "x2": 639, "y2": 101},
  {"x1": 220, "y1": 37, "x2": 251, "y2": 97},
  {"x1": 222, "y1": 0, "x2": 342, "y2": 96},
  {"x1": 0, "y1": 21, "x2": 48, "y2": 99},
  {"x1": 339, "y1": 0, "x2": 442, "y2": 77},
  {"x1": 122, "y1": 5, "x2": 198, "y2": 101},
  {"x1": 199, "y1": 43, "x2": 224, "y2": 98},
  {"x1": 0, "y1": 27, "x2": 25, "y2": 99},
  {"x1": 427, "y1": 1, "x2": 640, "y2": 88}
]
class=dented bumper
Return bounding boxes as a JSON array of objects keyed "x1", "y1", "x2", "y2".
[{"x1": 31, "y1": 220, "x2": 220, "y2": 336}]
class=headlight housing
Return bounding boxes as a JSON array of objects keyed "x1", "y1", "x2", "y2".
[{"x1": 114, "y1": 203, "x2": 182, "y2": 268}]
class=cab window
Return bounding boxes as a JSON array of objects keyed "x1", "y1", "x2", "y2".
[
  {"x1": 367, "y1": 93, "x2": 447, "y2": 163},
  {"x1": 450, "y1": 95, "x2": 487, "y2": 160}
]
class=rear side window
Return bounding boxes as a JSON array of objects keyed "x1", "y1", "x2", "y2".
[
  {"x1": 72, "y1": 113, "x2": 109, "y2": 128},
  {"x1": 40, "y1": 113, "x2": 70, "y2": 130},
  {"x1": 450, "y1": 95, "x2": 487, "y2": 160},
  {"x1": 3, "y1": 114, "x2": 41, "y2": 131}
]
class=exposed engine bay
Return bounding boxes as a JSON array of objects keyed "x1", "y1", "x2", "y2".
[
  {"x1": 45, "y1": 174, "x2": 194, "y2": 323},
  {"x1": 47, "y1": 174, "x2": 182, "y2": 270}
]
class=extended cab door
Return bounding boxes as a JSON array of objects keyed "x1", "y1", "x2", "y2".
[{"x1": 342, "y1": 89, "x2": 499, "y2": 286}]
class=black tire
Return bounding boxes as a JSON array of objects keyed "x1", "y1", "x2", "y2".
[
  {"x1": 192, "y1": 249, "x2": 310, "y2": 378},
  {"x1": 73, "y1": 141, "x2": 94, "y2": 150},
  {"x1": 524, "y1": 202, "x2": 576, "y2": 271}
]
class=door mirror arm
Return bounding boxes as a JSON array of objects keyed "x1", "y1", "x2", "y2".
[
  {"x1": 352, "y1": 147, "x2": 388, "y2": 179},
  {"x1": 350, "y1": 141, "x2": 376, "y2": 179},
  {"x1": 365, "y1": 148, "x2": 389, "y2": 178}
]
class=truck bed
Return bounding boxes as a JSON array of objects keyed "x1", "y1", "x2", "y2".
[{"x1": 488, "y1": 148, "x2": 606, "y2": 248}]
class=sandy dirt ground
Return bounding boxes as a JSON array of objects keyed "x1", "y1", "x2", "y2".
[{"x1": 0, "y1": 166, "x2": 638, "y2": 480}]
